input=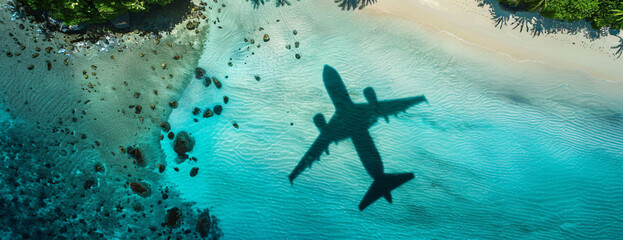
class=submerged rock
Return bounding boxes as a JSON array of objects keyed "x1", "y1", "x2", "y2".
[
  {"x1": 94, "y1": 163, "x2": 105, "y2": 173},
  {"x1": 127, "y1": 147, "x2": 146, "y2": 167},
  {"x1": 165, "y1": 207, "x2": 183, "y2": 228},
  {"x1": 212, "y1": 77, "x2": 222, "y2": 89},
  {"x1": 84, "y1": 179, "x2": 96, "y2": 190},
  {"x1": 190, "y1": 167, "x2": 199, "y2": 177},
  {"x1": 193, "y1": 107, "x2": 201, "y2": 116},
  {"x1": 204, "y1": 77, "x2": 212, "y2": 87},
  {"x1": 203, "y1": 109, "x2": 213, "y2": 118},
  {"x1": 196, "y1": 210, "x2": 211, "y2": 237},
  {"x1": 129, "y1": 182, "x2": 151, "y2": 198},
  {"x1": 213, "y1": 105, "x2": 223, "y2": 115},
  {"x1": 159, "y1": 122, "x2": 171, "y2": 132},
  {"x1": 173, "y1": 131, "x2": 195, "y2": 158},
  {"x1": 195, "y1": 67, "x2": 206, "y2": 79}
]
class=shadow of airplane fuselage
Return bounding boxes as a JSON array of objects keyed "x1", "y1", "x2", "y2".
[{"x1": 289, "y1": 65, "x2": 427, "y2": 210}]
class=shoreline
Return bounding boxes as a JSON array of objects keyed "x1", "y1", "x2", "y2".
[{"x1": 363, "y1": 0, "x2": 623, "y2": 82}]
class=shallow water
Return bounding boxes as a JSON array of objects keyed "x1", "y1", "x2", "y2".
[{"x1": 157, "y1": 1, "x2": 623, "y2": 239}]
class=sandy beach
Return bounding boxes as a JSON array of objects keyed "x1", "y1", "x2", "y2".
[{"x1": 365, "y1": 0, "x2": 623, "y2": 82}]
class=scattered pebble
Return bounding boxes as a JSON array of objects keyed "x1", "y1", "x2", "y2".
[
  {"x1": 213, "y1": 77, "x2": 222, "y2": 89},
  {"x1": 202, "y1": 108, "x2": 213, "y2": 118},
  {"x1": 169, "y1": 101, "x2": 178, "y2": 108}
]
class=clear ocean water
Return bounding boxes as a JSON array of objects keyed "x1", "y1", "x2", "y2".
[{"x1": 158, "y1": 1, "x2": 623, "y2": 239}]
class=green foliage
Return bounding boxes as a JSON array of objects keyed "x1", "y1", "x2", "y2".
[
  {"x1": 19, "y1": 0, "x2": 174, "y2": 25},
  {"x1": 497, "y1": 0, "x2": 623, "y2": 30}
]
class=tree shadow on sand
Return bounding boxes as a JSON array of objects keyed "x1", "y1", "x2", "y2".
[
  {"x1": 246, "y1": 0, "x2": 378, "y2": 10},
  {"x1": 480, "y1": 0, "x2": 604, "y2": 40},
  {"x1": 478, "y1": 0, "x2": 623, "y2": 58},
  {"x1": 613, "y1": 36, "x2": 623, "y2": 59},
  {"x1": 247, "y1": 0, "x2": 293, "y2": 9}
]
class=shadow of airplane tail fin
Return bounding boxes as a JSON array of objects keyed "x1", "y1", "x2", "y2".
[{"x1": 358, "y1": 173, "x2": 414, "y2": 211}]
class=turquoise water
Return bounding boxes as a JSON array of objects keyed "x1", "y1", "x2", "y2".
[{"x1": 161, "y1": 1, "x2": 623, "y2": 239}]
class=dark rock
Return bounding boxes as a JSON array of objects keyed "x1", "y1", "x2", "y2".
[
  {"x1": 6, "y1": 52, "x2": 12, "y2": 57},
  {"x1": 160, "y1": 122, "x2": 171, "y2": 132},
  {"x1": 213, "y1": 77, "x2": 222, "y2": 89},
  {"x1": 134, "y1": 92, "x2": 141, "y2": 98},
  {"x1": 127, "y1": 147, "x2": 146, "y2": 167},
  {"x1": 204, "y1": 77, "x2": 212, "y2": 87},
  {"x1": 293, "y1": 30, "x2": 298, "y2": 35},
  {"x1": 295, "y1": 42, "x2": 300, "y2": 48},
  {"x1": 94, "y1": 163, "x2": 105, "y2": 173},
  {"x1": 169, "y1": 101, "x2": 178, "y2": 108},
  {"x1": 134, "y1": 105, "x2": 142, "y2": 114},
  {"x1": 213, "y1": 105, "x2": 223, "y2": 115},
  {"x1": 189, "y1": 167, "x2": 199, "y2": 177},
  {"x1": 167, "y1": 132, "x2": 175, "y2": 140},
  {"x1": 233, "y1": 122, "x2": 239, "y2": 129},
  {"x1": 129, "y1": 182, "x2": 151, "y2": 198},
  {"x1": 192, "y1": 107, "x2": 200, "y2": 116},
  {"x1": 173, "y1": 131, "x2": 195, "y2": 158},
  {"x1": 84, "y1": 179, "x2": 96, "y2": 190},
  {"x1": 165, "y1": 207, "x2": 183, "y2": 228},
  {"x1": 263, "y1": 34, "x2": 270, "y2": 42},
  {"x1": 195, "y1": 67, "x2": 206, "y2": 79},
  {"x1": 254, "y1": 75, "x2": 260, "y2": 81},
  {"x1": 203, "y1": 109, "x2": 213, "y2": 118},
  {"x1": 295, "y1": 53, "x2": 301, "y2": 59},
  {"x1": 46, "y1": 60, "x2": 52, "y2": 71},
  {"x1": 196, "y1": 210, "x2": 211, "y2": 238},
  {"x1": 186, "y1": 21, "x2": 199, "y2": 30},
  {"x1": 45, "y1": 47, "x2": 53, "y2": 53},
  {"x1": 158, "y1": 164, "x2": 166, "y2": 173},
  {"x1": 27, "y1": 64, "x2": 34, "y2": 70},
  {"x1": 223, "y1": 96, "x2": 229, "y2": 104}
]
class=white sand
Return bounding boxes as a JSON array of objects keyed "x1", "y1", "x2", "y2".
[{"x1": 364, "y1": 0, "x2": 623, "y2": 82}]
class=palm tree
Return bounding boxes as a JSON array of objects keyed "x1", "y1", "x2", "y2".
[
  {"x1": 525, "y1": 0, "x2": 548, "y2": 12},
  {"x1": 613, "y1": 9, "x2": 623, "y2": 25}
]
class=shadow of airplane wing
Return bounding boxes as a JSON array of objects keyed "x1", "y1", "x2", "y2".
[
  {"x1": 289, "y1": 133, "x2": 332, "y2": 183},
  {"x1": 372, "y1": 95, "x2": 427, "y2": 121}
]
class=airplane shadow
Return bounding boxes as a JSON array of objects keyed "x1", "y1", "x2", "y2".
[{"x1": 289, "y1": 65, "x2": 426, "y2": 210}]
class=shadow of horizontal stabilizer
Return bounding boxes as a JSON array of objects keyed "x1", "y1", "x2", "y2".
[{"x1": 359, "y1": 173, "x2": 414, "y2": 211}]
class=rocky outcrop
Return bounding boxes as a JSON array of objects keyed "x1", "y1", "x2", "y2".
[
  {"x1": 196, "y1": 210, "x2": 211, "y2": 238},
  {"x1": 164, "y1": 207, "x2": 183, "y2": 228},
  {"x1": 129, "y1": 182, "x2": 151, "y2": 198},
  {"x1": 173, "y1": 131, "x2": 195, "y2": 158}
]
